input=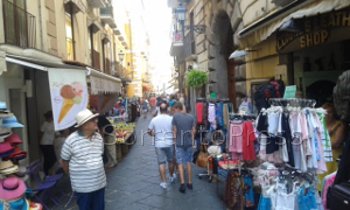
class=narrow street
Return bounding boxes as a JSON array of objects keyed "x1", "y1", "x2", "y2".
[
  {"x1": 104, "y1": 113, "x2": 226, "y2": 210},
  {"x1": 60, "y1": 113, "x2": 226, "y2": 210}
]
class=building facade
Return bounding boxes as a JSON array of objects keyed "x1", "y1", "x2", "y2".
[
  {"x1": 170, "y1": 0, "x2": 350, "y2": 111},
  {"x1": 0, "y1": 0, "x2": 131, "y2": 161}
]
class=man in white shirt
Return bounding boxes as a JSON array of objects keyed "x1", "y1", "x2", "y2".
[{"x1": 148, "y1": 103, "x2": 175, "y2": 189}]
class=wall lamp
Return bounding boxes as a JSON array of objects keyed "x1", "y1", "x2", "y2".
[{"x1": 185, "y1": 24, "x2": 207, "y2": 34}]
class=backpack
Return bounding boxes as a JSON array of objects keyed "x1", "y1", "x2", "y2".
[{"x1": 254, "y1": 80, "x2": 285, "y2": 112}]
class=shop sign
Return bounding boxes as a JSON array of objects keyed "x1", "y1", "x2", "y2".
[
  {"x1": 48, "y1": 68, "x2": 89, "y2": 131},
  {"x1": 277, "y1": 8, "x2": 350, "y2": 51},
  {"x1": 283, "y1": 85, "x2": 297, "y2": 99}
]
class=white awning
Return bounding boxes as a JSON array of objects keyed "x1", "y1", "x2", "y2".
[
  {"x1": 239, "y1": 0, "x2": 350, "y2": 47},
  {"x1": 87, "y1": 67, "x2": 122, "y2": 95},
  {"x1": 4, "y1": 54, "x2": 88, "y2": 131}
]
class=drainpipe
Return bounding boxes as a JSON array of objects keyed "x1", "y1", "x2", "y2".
[
  {"x1": 38, "y1": 0, "x2": 44, "y2": 50},
  {"x1": 70, "y1": 3, "x2": 76, "y2": 60}
]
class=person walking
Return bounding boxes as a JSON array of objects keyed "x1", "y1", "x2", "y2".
[
  {"x1": 60, "y1": 109, "x2": 106, "y2": 210},
  {"x1": 40, "y1": 111, "x2": 57, "y2": 175},
  {"x1": 172, "y1": 102, "x2": 196, "y2": 193},
  {"x1": 98, "y1": 114, "x2": 117, "y2": 168},
  {"x1": 148, "y1": 103, "x2": 176, "y2": 189}
]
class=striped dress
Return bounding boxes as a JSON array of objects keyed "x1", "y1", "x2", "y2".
[{"x1": 61, "y1": 131, "x2": 106, "y2": 193}]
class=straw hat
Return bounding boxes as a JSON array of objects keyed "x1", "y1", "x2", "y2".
[
  {"x1": 74, "y1": 109, "x2": 99, "y2": 128},
  {"x1": 0, "y1": 160, "x2": 19, "y2": 175}
]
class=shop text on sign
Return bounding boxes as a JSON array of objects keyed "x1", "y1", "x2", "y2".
[{"x1": 277, "y1": 8, "x2": 350, "y2": 51}]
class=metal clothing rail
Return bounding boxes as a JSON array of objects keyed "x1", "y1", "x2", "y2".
[{"x1": 268, "y1": 98, "x2": 316, "y2": 108}]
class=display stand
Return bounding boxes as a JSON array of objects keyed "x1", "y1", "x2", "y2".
[{"x1": 0, "y1": 102, "x2": 42, "y2": 209}]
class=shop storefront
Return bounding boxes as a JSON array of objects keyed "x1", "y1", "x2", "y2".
[
  {"x1": 276, "y1": 5, "x2": 350, "y2": 106},
  {"x1": 238, "y1": 0, "x2": 350, "y2": 106},
  {"x1": 87, "y1": 67, "x2": 122, "y2": 114},
  {"x1": 0, "y1": 46, "x2": 88, "y2": 161}
]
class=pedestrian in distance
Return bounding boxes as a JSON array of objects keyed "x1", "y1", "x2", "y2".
[
  {"x1": 39, "y1": 110, "x2": 57, "y2": 176},
  {"x1": 60, "y1": 109, "x2": 106, "y2": 210},
  {"x1": 172, "y1": 102, "x2": 196, "y2": 193},
  {"x1": 148, "y1": 103, "x2": 176, "y2": 189}
]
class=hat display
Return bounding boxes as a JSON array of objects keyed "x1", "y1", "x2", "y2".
[
  {"x1": 2, "y1": 116, "x2": 24, "y2": 128},
  {"x1": 0, "y1": 101, "x2": 10, "y2": 114},
  {"x1": 0, "y1": 177, "x2": 26, "y2": 200},
  {"x1": 0, "y1": 127, "x2": 12, "y2": 141},
  {"x1": 0, "y1": 197, "x2": 29, "y2": 210},
  {"x1": 74, "y1": 109, "x2": 99, "y2": 128},
  {"x1": 0, "y1": 160, "x2": 19, "y2": 175},
  {"x1": 4, "y1": 147, "x2": 27, "y2": 161},
  {"x1": 0, "y1": 142, "x2": 14, "y2": 155},
  {"x1": 5, "y1": 133, "x2": 23, "y2": 146}
]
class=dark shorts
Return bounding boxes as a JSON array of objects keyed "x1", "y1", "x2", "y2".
[{"x1": 176, "y1": 146, "x2": 193, "y2": 164}]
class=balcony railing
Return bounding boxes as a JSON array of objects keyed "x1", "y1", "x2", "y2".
[
  {"x1": 92, "y1": 49, "x2": 101, "y2": 70},
  {"x1": 87, "y1": 0, "x2": 106, "y2": 8},
  {"x1": 100, "y1": 6, "x2": 116, "y2": 28},
  {"x1": 3, "y1": 0, "x2": 36, "y2": 48},
  {"x1": 184, "y1": 32, "x2": 195, "y2": 58}
]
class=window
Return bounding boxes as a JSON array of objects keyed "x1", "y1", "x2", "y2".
[{"x1": 65, "y1": 13, "x2": 74, "y2": 60}]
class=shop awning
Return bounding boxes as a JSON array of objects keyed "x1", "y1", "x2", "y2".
[
  {"x1": 4, "y1": 54, "x2": 89, "y2": 131},
  {"x1": 87, "y1": 67, "x2": 122, "y2": 95},
  {"x1": 238, "y1": 0, "x2": 350, "y2": 47},
  {"x1": 5, "y1": 55, "x2": 83, "y2": 71}
]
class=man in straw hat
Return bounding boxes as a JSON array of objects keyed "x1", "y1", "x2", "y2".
[{"x1": 60, "y1": 109, "x2": 106, "y2": 210}]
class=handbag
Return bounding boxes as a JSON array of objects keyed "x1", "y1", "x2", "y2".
[
  {"x1": 328, "y1": 181, "x2": 350, "y2": 210},
  {"x1": 196, "y1": 145, "x2": 209, "y2": 168}
]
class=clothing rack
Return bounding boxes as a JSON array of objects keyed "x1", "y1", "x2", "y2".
[
  {"x1": 268, "y1": 98, "x2": 316, "y2": 108},
  {"x1": 229, "y1": 113, "x2": 256, "y2": 121}
]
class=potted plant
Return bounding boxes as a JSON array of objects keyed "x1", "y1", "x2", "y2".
[{"x1": 186, "y1": 69, "x2": 208, "y2": 98}]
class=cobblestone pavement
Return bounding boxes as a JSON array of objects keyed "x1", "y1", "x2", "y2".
[{"x1": 53, "y1": 113, "x2": 226, "y2": 210}]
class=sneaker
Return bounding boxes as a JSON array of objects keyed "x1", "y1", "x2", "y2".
[
  {"x1": 179, "y1": 184, "x2": 186, "y2": 193},
  {"x1": 169, "y1": 173, "x2": 176, "y2": 183},
  {"x1": 187, "y1": 183, "x2": 193, "y2": 190},
  {"x1": 160, "y1": 182, "x2": 167, "y2": 190}
]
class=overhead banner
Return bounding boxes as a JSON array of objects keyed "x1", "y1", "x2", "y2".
[{"x1": 48, "y1": 68, "x2": 88, "y2": 131}]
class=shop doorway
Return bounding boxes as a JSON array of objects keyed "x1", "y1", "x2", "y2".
[
  {"x1": 306, "y1": 80, "x2": 335, "y2": 107},
  {"x1": 9, "y1": 88, "x2": 29, "y2": 163},
  {"x1": 210, "y1": 11, "x2": 234, "y2": 100}
]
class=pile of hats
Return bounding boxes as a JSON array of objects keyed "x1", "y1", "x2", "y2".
[
  {"x1": 0, "y1": 176, "x2": 42, "y2": 209},
  {"x1": 0, "y1": 102, "x2": 42, "y2": 209}
]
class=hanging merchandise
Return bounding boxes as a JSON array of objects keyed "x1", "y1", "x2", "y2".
[
  {"x1": 228, "y1": 114, "x2": 257, "y2": 161},
  {"x1": 0, "y1": 101, "x2": 42, "y2": 209},
  {"x1": 255, "y1": 98, "x2": 331, "y2": 174}
]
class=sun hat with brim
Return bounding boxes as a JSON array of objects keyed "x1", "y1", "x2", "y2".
[
  {"x1": 0, "y1": 142, "x2": 14, "y2": 155},
  {"x1": 2, "y1": 116, "x2": 24, "y2": 128},
  {"x1": 74, "y1": 109, "x2": 99, "y2": 128},
  {"x1": 5, "y1": 133, "x2": 23, "y2": 146},
  {"x1": 0, "y1": 128, "x2": 12, "y2": 141},
  {"x1": 0, "y1": 177, "x2": 26, "y2": 201},
  {"x1": 3, "y1": 147, "x2": 27, "y2": 161},
  {"x1": 0, "y1": 161, "x2": 19, "y2": 175},
  {"x1": 0, "y1": 102, "x2": 9, "y2": 113}
]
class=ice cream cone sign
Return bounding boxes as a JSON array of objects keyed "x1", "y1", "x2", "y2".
[{"x1": 58, "y1": 82, "x2": 84, "y2": 123}]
